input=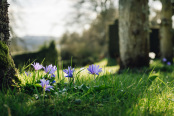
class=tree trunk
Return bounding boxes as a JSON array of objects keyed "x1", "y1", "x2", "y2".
[
  {"x1": 160, "y1": 0, "x2": 173, "y2": 63},
  {"x1": 0, "y1": 0, "x2": 20, "y2": 89},
  {"x1": 119, "y1": 0, "x2": 149, "y2": 69}
]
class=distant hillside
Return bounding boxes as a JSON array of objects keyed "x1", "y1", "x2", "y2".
[{"x1": 10, "y1": 35, "x2": 59, "y2": 55}]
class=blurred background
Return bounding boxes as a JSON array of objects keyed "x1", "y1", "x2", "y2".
[{"x1": 8, "y1": 0, "x2": 170, "y2": 68}]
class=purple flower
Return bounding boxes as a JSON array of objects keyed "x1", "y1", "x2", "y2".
[
  {"x1": 52, "y1": 80, "x2": 56, "y2": 84},
  {"x1": 49, "y1": 65, "x2": 57, "y2": 74},
  {"x1": 162, "y1": 58, "x2": 167, "y2": 62},
  {"x1": 43, "y1": 64, "x2": 57, "y2": 74},
  {"x1": 63, "y1": 66, "x2": 75, "y2": 78},
  {"x1": 31, "y1": 62, "x2": 43, "y2": 71},
  {"x1": 167, "y1": 62, "x2": 171, "y2": 65},
  {"x1": 51, "y1": 74, "x2": 55, "y2": 78},
  {"x1": 25, "y1": 71, "x2": 31, "y2": 76},
  {"x1": 40, "y1": 78, "x2": 53, "y2": 91},
  {"x1": 87, "y1": 64, "x2": 102, "y2": 75},
  {"x1": 43, "y1": 65, "x2": 52, "y2": 73}
]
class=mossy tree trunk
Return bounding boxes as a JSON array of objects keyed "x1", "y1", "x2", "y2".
[
  {"x1": 0, "y1": 0, "x2": 20, "y2": 89},
  {"x1": 160, "y1": 0, "x2": 173, "y2": 63},
  {"x1": 119, "y1": 0, "x2": 149, "y2": 69}
]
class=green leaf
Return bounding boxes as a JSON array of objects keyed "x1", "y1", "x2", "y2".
[
  {"x1": 78, "y1": 84, "x2": 89, "y2": 91},
  {"x1": 76, "y1": 68, "x2": 86, "y2": 75},
  {"x1": 93, "y1": 85, "x2": 112, "y2": 91},
  {"x1": 148, "y1": 73, "x2": 159, "y2": 82},
  {"x1": 35, "y1": 84, "x2": 42, "y2": 88}
]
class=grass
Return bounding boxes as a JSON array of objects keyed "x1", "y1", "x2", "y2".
[{"x1": 1, "y1": 59, "x2": 174, "y2": 116}]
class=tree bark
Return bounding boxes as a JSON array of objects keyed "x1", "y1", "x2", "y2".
[
  {"x1": 119, "y1": 0, "x2": 149, "y2": 69},
  {"x1": 160, "y1": 0, "x2": 173, "y2": 62},
  {"x1": 0, "y1": 0, "x2": 20, "y2": 89}
]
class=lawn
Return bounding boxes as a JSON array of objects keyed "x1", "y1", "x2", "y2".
[{"x1": 0, "y1": 59, "x2": 174, "y2": 116}]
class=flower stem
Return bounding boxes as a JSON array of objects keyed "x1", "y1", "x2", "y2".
[
  {"x1": 32, "y1": 71, "x2": 36, "y2": 84},
  {"x1": 73, "y1": 77, "x2": 74, "y2": 86},
  {"x1": 94, "y1": 75, "x2": 96, "y2": 83},
  {"x1": 68, "y1": 77, "x2": 70, "y2": 84},
  {"x1": 43, "y1": 89, "x2": 45, "y2": 102}
]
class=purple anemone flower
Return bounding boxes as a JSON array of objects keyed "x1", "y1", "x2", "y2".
[
  {"x1": 49, "y1": 65, "x2": 57, "y2": 74},
  {"x1": 43, "y1": 64, "x2": 57, "y2": 74},
  {"x1": 40, "y1": 78, "x2": 53, "y2": 91},
  {"x1": 43, "y1": 65, "x2": 52, "y2": 73},
  {"x1": 63, "y1": 66, "x2": 75, "y2": 78},
  {"x1": 25, "y1": 71, "x2": 31, "y2": 76},
  {"x1": 52, "y1": 80, "x2": 56, "y2": 84},
  {"x1": 87, "y1": 64, "x2": 102, "y2": 75},
  {"x1": 31, "y1": 62, "x2": 43, "y2": 71},
  {"x1": 162, "y1": 58, "x2": 167, "y2": 62},
  {"x1": 167, "y1": 62, "x2": 171, "y2": 65},
  {"x1": 51, "y1": 74, "x2": 55, "y2": 78}
]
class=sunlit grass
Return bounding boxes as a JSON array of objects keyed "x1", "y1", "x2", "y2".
[
  {"x1": 18, "y1": 58, "x2": 119, "y2": 85},
  {"x1": 1, "y1": 59, "x2": 174, "y2": 115}
]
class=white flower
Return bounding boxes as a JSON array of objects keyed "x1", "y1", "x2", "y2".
[{"x1": 149, "y1": 52, "x2": 156, "y2": 59}]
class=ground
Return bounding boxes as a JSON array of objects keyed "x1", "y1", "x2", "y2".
[{"x1": 0, "y1": 58, "x2": 174, "y2": 115}]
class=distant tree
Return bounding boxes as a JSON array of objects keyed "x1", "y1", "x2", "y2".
[
  {"x1": 60, "y1": 3, "x2": 117, "y2": 66},
  {"x1": 119, "y1": 0, "x2": 149, "y2": 69},
  {"x1": 13, "y1": 40, "x2": 59, "y2": 68},
  {"x1": 68, "y1": 0, "x2": 118, "y2": 46},
  {"x1": 160, "y1": 0, "x2": 173, "y2": 63},
  {"x1": 70, "y1": 0, "x2": 117, "y2": 26},
  {"x1": 0, "y1": 0, "x2": 20, "y2": 89}
]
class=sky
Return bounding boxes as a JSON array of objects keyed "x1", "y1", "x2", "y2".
[
  {"x1": 8, "y1": 0, "x2": 162, "y2": 38},
  {"x1": 9, "y1": 0, "x2": 106, "y2": 37},
  {"x1": 9, "y1": 0, "x2": 78, "y2": 37}
]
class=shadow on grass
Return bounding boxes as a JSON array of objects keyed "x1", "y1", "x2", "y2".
[
  {"x1": 150, "y1": 59, "x2": 174, "y2": 72},
  {"x1": 0, "y1": 67, "x2": 173, "y2": 116},
  {"x1": 93, "y1": 68, "x2": 166, "y2": 115}
]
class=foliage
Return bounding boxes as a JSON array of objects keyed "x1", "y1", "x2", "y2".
[
  {"x1": 0, "y1": 59, "x2": 174, "y2": 115},
  {"x1": 69, "y1": 0, "x2": 117, "y2": 26},
  {"x1": 60, "y1": 6, "x2": 117, "y2": 67},
  {"x1": 13, "y1": 40, "x2": 58, "y2": 68}
]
